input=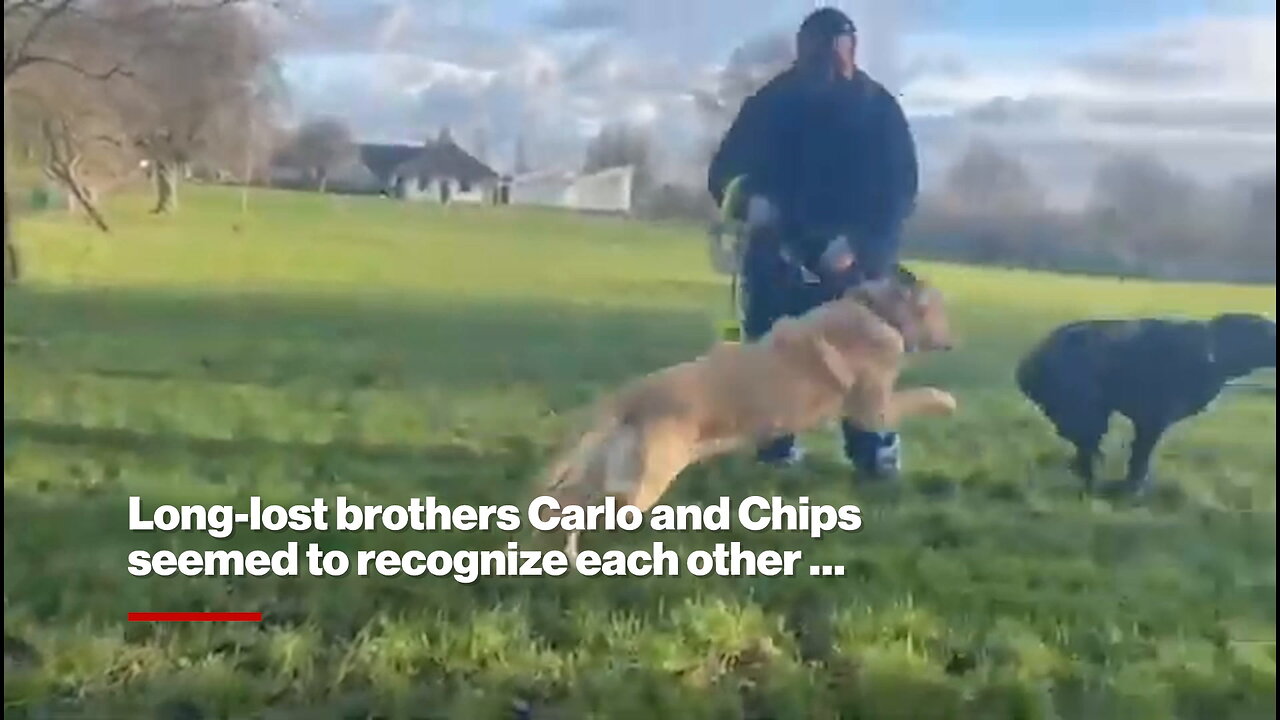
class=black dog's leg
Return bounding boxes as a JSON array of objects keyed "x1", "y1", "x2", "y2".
[
  {"x1": 1059, "y1": 410, "x2": 1108, "y2": 492},
  {"x1": 1123, "y1": 419, "x2": 1169, "y2": 495},
  {"x1": 1071, "y1": 443, "x2": 1099, "y2": 490}
]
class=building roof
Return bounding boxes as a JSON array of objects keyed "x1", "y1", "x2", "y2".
[
  {"x1": 358, "y1": 143, "x2": 421, "y2": 182},
  {"x1": 353, "y1": 138, "x2": 498, "y2": 186},
  {"x1": 392, "y1": 138, "x2": 499, "y2": 184}
]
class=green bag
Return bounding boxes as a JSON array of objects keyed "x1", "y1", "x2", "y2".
[
  {"x1": 719, "y1": 174, "x2": 749, "y2": 224},
  {"x1": 709, "y1": 175, "x2": 750, "y2": 342},
  {"x1": 29, "y1": 186, "x2": 52, "y2": 211}
]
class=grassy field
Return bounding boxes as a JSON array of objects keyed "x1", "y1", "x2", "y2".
[{"x1": 4, "y1": 186, "x2": 1276, "y2": 719}]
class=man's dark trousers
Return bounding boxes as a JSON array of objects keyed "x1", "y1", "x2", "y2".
[{"x1": 740, "y1": 229, "x2": 899, "y2": 471}]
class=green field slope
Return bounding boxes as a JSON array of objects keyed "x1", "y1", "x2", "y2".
[{"x1": 4, "y1": 187, "x2": 1276, "y2": 719}]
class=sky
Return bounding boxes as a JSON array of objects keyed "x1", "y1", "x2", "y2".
[{"x1": 277, "y1": 0, "x2": 1278, "y2": 206}]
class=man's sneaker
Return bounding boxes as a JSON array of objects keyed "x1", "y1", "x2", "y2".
[
  {"x1": 873, "y1": 433, "x2": 902, "y2": 477},
  {"x1": 852, "y1": 432, "x2": 901, "y2": 480},
  {"x1": 757, "y1": 442, "x2": 805, "y2": 467}
]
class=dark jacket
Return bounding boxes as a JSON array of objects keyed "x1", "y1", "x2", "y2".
[{"x1": 707, "y1": 66, "x2": 918, "y2": 277}]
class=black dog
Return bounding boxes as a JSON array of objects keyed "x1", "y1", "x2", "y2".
[{"x1": 1016, "y1": 313, "x2": 1275, "y2": 493}]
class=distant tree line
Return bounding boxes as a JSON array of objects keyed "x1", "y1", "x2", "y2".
[
  {"x1": 905, "y1": 141, "x2": 1275, "y2": 284},
  {"x1": 620, "y1": 134, "x2": 1275, "y2": 285},
  {"x1": 271, "y1": 117, "x2": 358, "y2": 193},
  {"x1": 581, "y1": 107, "x2": 1274, "y2": 284},
  {"x1": 640, "y1": 34, "x2": 1277, "y2": 284}
]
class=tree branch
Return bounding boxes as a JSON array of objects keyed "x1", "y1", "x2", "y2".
[
  {"x1": 5, "y1": 0, "x2": 263, "y2": 81},
  {"x1": 4, "y1": 1, "x2": 45, "y2": 20},
  {"x1": 4, "y1": 0, "x2": 76, "y2": 79},
  {"x1": 39, "y1": 115, "x2": 111, "y2": 233},
  {"x1": 5, "y1": 52, "x2": 131, "y2": 81},
  {"x1": 91, "y1": 0, "x2": 257, "y2": 30}
]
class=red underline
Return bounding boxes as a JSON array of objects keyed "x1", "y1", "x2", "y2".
[{"x1": 128, "y1": 612, "x2": 262, "y2": 622}]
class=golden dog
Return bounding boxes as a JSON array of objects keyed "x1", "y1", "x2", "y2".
[{"x1": 536, "y1": 267, "x2": 958, "y2": 560}]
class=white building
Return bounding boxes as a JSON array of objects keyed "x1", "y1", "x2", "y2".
[
  {"x1": 507, "y1": 169, "x2": 576, "y2": 208},
  {"x1": 359, "y1": 134, "x2": 501, "y2": 204},
  {"x1": 508, "y1": 165, "x2": 635, "y2": 215}
]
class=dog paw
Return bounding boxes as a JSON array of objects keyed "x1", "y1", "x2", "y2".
[{"x1": 928, "y1": 389, "x2": 958, "y2": 414}]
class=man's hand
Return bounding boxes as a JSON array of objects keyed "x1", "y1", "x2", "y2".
[
  {"x1": 745, "y1": 195, "x2": 777, "y2": 227},
  {"x1": 819, "y1": 235, "x2": 856, "y2": 275}
]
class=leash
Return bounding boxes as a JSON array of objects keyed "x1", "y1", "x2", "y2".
[
  {"x1": 722, "y1": 248, "x2": 744, "y2": 341},
  {"x1": 717, "y1": 176, "x2": 749, "y2": 342},
  {"x1": 710, "y1": 176, "x2": 890, "y2": 342},
  {"x1": 1225, "y1": 380, "x2": 1276, "y2": 393}
]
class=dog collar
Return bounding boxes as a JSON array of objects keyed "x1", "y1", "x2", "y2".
[{"x1": 848, "y1": 289, "x2": 916, "y2": 352}]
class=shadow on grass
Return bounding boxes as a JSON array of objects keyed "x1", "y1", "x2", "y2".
[
  {"x1": 4, "y1": 285, "x2": 717, "y2": 407},
  {"x1": 4, "y1": 418, "x2": 503, "y2": 467}
]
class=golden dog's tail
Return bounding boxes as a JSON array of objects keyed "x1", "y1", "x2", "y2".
[
  {"x1": 539, "y1": 419, "x2": 613, "y2": 500},
  {"x1": 536, "y1": 400, "x2": 645, "y2": 508}
]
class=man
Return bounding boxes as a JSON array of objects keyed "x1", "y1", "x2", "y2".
[{"x1": 707, "y1": 6, "x2": 919, "y2": 478}]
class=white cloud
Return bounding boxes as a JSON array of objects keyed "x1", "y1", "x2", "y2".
[
  {"x1": 278, "y1": 3, "x2": 1276, "y2": 204},
  {"x1": 900, "y1": 15, "x2": 1277, "y2": 205}
]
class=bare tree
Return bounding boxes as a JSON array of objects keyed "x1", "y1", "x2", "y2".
[
  {"x1": 1225, "y1": 171, "x2": 1276, "y2": 281},
  {"x1": 37, "y1": 119, "x2": 121, "y2": 231},
  {"x1": 4, "y1": 0, "x2": 137, "y2": 232},
  {"x1": 583, "y1": 121, "x2": 653, "y2": 202},
  {"x1": 201, "y1": 60, "x2": 289, "y2": 185},
  {"x1": 4, "y1": 1, "x2": 262, "y2": 84},
  {"x1": 1090, "y1": 153, "x2": 1195, "y2": 226},
  {"x1": 4, "y1": 8, "x2": 139, "y2": 231},
  {"x1": 108, "y1": 1, "x2": 277, "y2": 213},
  {"x1": 1087, "y1": 152, "x2": 1204, "y2": 269},
  {"x1": 4, "y1": 181, "x2": 16, "y2": 284},
  {"x1": 4, "y1": 0, "x2": 283, "y2": 233},
  {"x1": 283, "y1": 116, "x2": 356, "y2": 192},
  {"x1": 943, "y1": 138, "x2": 1045, "y2": 216},
  {"x1": 4, "y1": 0, "x2": 131, "y2": 82}
]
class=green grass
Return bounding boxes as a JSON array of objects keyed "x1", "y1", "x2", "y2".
[{"x1": 4, "y1": 186, "x2": 1277, "y2": 719}]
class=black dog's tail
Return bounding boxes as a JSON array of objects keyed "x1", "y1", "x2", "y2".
[
  {"x1": 1015, "y1": 340, "x2": 1051, "y2": 406},
  {"x1": 1016, "y1": 323, "x2": 1107, "y2": 417}
]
